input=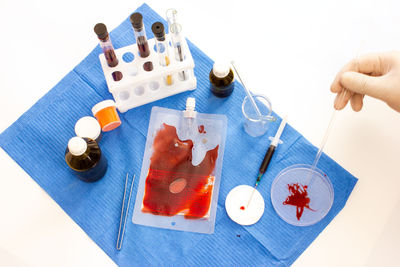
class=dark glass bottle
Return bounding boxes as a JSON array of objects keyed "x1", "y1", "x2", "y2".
[
  {"x1": 209, "y1": 62, "x2": 235, "y2": 98},
  {"x1": 65, "y1": 137, "x2": 108, "y2": 183}
]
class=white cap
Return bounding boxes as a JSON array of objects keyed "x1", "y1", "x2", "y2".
[
  {"x1": 212, "y1": 61, "x2": 231, "y2": 78},
  {"x1": 183, "y1": 97, "x2": 196, "y2": 118},
  {"x1": 75, "y1": 116, "x2": 101, "y2": 141},
  {"x1": 68, "y1": 137, "x2": 88, "y2": 156},
  {"x1": 92, "y1": 100, "x2": 116, "y2": 116}
]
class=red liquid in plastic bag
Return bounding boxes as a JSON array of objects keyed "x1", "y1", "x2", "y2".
[{"x1": 142, "y1": 123, "x2": 219, "y2": 219}]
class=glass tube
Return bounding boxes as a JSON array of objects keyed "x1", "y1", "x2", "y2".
[
  {"x1": 170, "y1": 23, "x2": 187, "y2": 80},
  {"x1": 130, "y1": 13, "x2": 153, "y2": 71},
  {"x1": 166, "y1": 9, "x2": 188, "y2": 80},
  {"x1": 152, "y1": 22, "x2": 173, "y2": 85},
  {"x1": 94, "y1": 23, "x2": 119, "y2": 68},
  {"x1": 130, "y1": 12, "x2": 150, "y2": 58},
  {"x1": 166, "y1": 8, "x2": 179, "y2": 27}
]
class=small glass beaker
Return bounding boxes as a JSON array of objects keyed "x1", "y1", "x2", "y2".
[{"x1": 241, "y1": 94, "x2": 275, "y2": 137}]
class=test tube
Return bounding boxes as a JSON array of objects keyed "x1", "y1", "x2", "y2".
[
  {"x1": 130, "y1": 12, "x2": 153, "y2": 71},
  {"x1": 166, "y1": 8, "x2": 179, "y2": 27},
  {"x1": 152, "y1": 22, "x2": 173, "y2": 85},
  {"x1": 94, "y1": 23, "x2": 119, "y2": 68},
  {"x1": 170, "y1": 23, "x2": 187, "y2": 80},
  {"x1": 166, "y1": 9, "x2": 187, "y2": 80}
]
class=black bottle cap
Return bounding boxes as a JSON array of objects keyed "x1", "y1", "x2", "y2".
[
  {"x1": 151, "y1": 22, "x2": 165, "y2": 41},
  {"x1": 130, "y1": 12, "x2": 143, "y2": 30},
  {"x1": 94, "y1": 23, "x2": 108, "y2": 40}
]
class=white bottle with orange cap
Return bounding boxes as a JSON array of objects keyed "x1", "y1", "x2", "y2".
[{"x1": 92, "y1": 100, "x2": 122, "y2": 132}]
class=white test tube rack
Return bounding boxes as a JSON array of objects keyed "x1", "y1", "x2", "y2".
[{"x1": 99, "y1": 35, "x2": 197, "y2": 113}]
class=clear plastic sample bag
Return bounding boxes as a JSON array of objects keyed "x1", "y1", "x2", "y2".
[{"x1": 132, "y1": 102, "x2": 227, "y2": 234}]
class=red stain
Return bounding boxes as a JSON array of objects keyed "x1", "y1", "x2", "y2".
[
  {"x1": 283, "y1": 183, "x2": 315, "y2": 220},
  {"x1": 240, "y1": 206, "x2": 245, "y2": 210},
  {"x1": 198, "y1": 125, "x2": 206, "y2": 134},
  {"x1": 142, "y1": 123, "x2": 219, "y2": 219}
]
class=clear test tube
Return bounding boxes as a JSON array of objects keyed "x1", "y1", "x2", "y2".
[
  {"x1": 166, "y1": 8, "x2": 179, "y2": 26},
  {"x1": 166, "y1": 9, "x2": 187, "y2": 80},
  {"x1": 94, "y1": 23, "x2": 119, "y2": 68},
  {"x1": 130, "y1": 12, "x2": 153, "y2": 71},
  {"x1": 151, "y1": 22, "x2": 173, "y2": 86},
  {"x1": 169, "y1": 23, "x2": 187, "y2": 80}
]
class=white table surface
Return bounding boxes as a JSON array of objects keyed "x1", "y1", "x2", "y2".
[{"x1": 1, "y1": 0, "x2": 399, "y2": 266}]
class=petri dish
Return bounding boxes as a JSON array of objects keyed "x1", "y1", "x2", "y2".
[{"x1": 270, "y1": 164, "x2": 334, "y2": 226}]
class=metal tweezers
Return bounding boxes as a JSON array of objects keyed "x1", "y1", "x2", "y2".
[{"x1": 116, "y1": 173, "x2": 135, "y2": 250}]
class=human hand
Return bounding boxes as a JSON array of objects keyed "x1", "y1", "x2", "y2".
[{"x1": 330, "y1": 51, "x2": 400, "y2": 112}]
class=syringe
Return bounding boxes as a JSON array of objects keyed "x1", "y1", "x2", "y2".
[{"x1": 246, "y1": 117, "x2": 287, "y2": 207}]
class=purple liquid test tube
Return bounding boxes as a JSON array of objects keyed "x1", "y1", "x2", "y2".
[
  {"x1": 130, "y1": 12, "x2": 153, "y2": 71},
  {"x1": 94, "y1": 23, "x2": 119, "y2": 68}
]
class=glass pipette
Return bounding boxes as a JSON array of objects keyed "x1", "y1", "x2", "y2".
[
  {"x1": 307, "y1": 42, "x2": 364, "y2": 186},
  {"x1": 305, "y1": 110, "x2": 336, "y2": 187},
  {"x1": 246, "y1": 117, "x2": 287, "y2": 207},
  {"x1": 306, "y1": 87, "x2": 349, "y2": 187}
]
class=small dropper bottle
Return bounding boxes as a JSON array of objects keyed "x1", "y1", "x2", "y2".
[
  {"x1": 65, "y1": 137, "x2": 108, "y2": 182},
  {"x1": 152, "y1": 22, "x2": 173, "y2": 85},
  {"x1": 94, "y1": 23, "x2": 119, "y2": 68},
  {"x1": 209, "y1": 62, "x2": 235, "y2": 98}
]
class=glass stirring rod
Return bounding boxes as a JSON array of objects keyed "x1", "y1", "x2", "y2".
[
  {"x1": 231, "y1": 61, "x2": 276, "y2": 122},
  {"x1": 246, "y1": 117, "x2": 287, "y2": 208}
]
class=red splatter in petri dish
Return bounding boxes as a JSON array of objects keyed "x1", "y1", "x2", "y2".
[
  {"x1": 198, "y1": 125, "x2": 206, "y2": 134},
  {"x1": 240, "y1": 206, "x2": 245, "y2": 210},
  {"x1": 142, "y1": 123, "x2": 219, "y2": 219},
  {"x1": 283, "y1": 183, "x2": 315, "y2": 220}
]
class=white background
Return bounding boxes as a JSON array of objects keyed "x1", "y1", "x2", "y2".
[{"x1": 1, "y1": 0, "x2": 399, "y2": 266}]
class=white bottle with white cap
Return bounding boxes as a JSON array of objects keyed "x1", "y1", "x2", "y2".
[{"x1": 74, "y1": 116, "x2": 102, "y2": 142}]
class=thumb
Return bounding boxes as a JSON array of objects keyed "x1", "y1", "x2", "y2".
[{"x1": 340, "y1": 71, "x2": 386, "y2": 100}]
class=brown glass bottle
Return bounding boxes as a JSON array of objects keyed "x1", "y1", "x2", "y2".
[
  {"x1": 209, "y1": 62, "x2": 235, "y2": 98},
  {"x1": 65, "y1": 137, "x2": 108, "y2": 182}
]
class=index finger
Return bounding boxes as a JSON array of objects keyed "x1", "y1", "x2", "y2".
[{"x1": 330, "y1": 52, "x2": 391, "y2": 93}]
